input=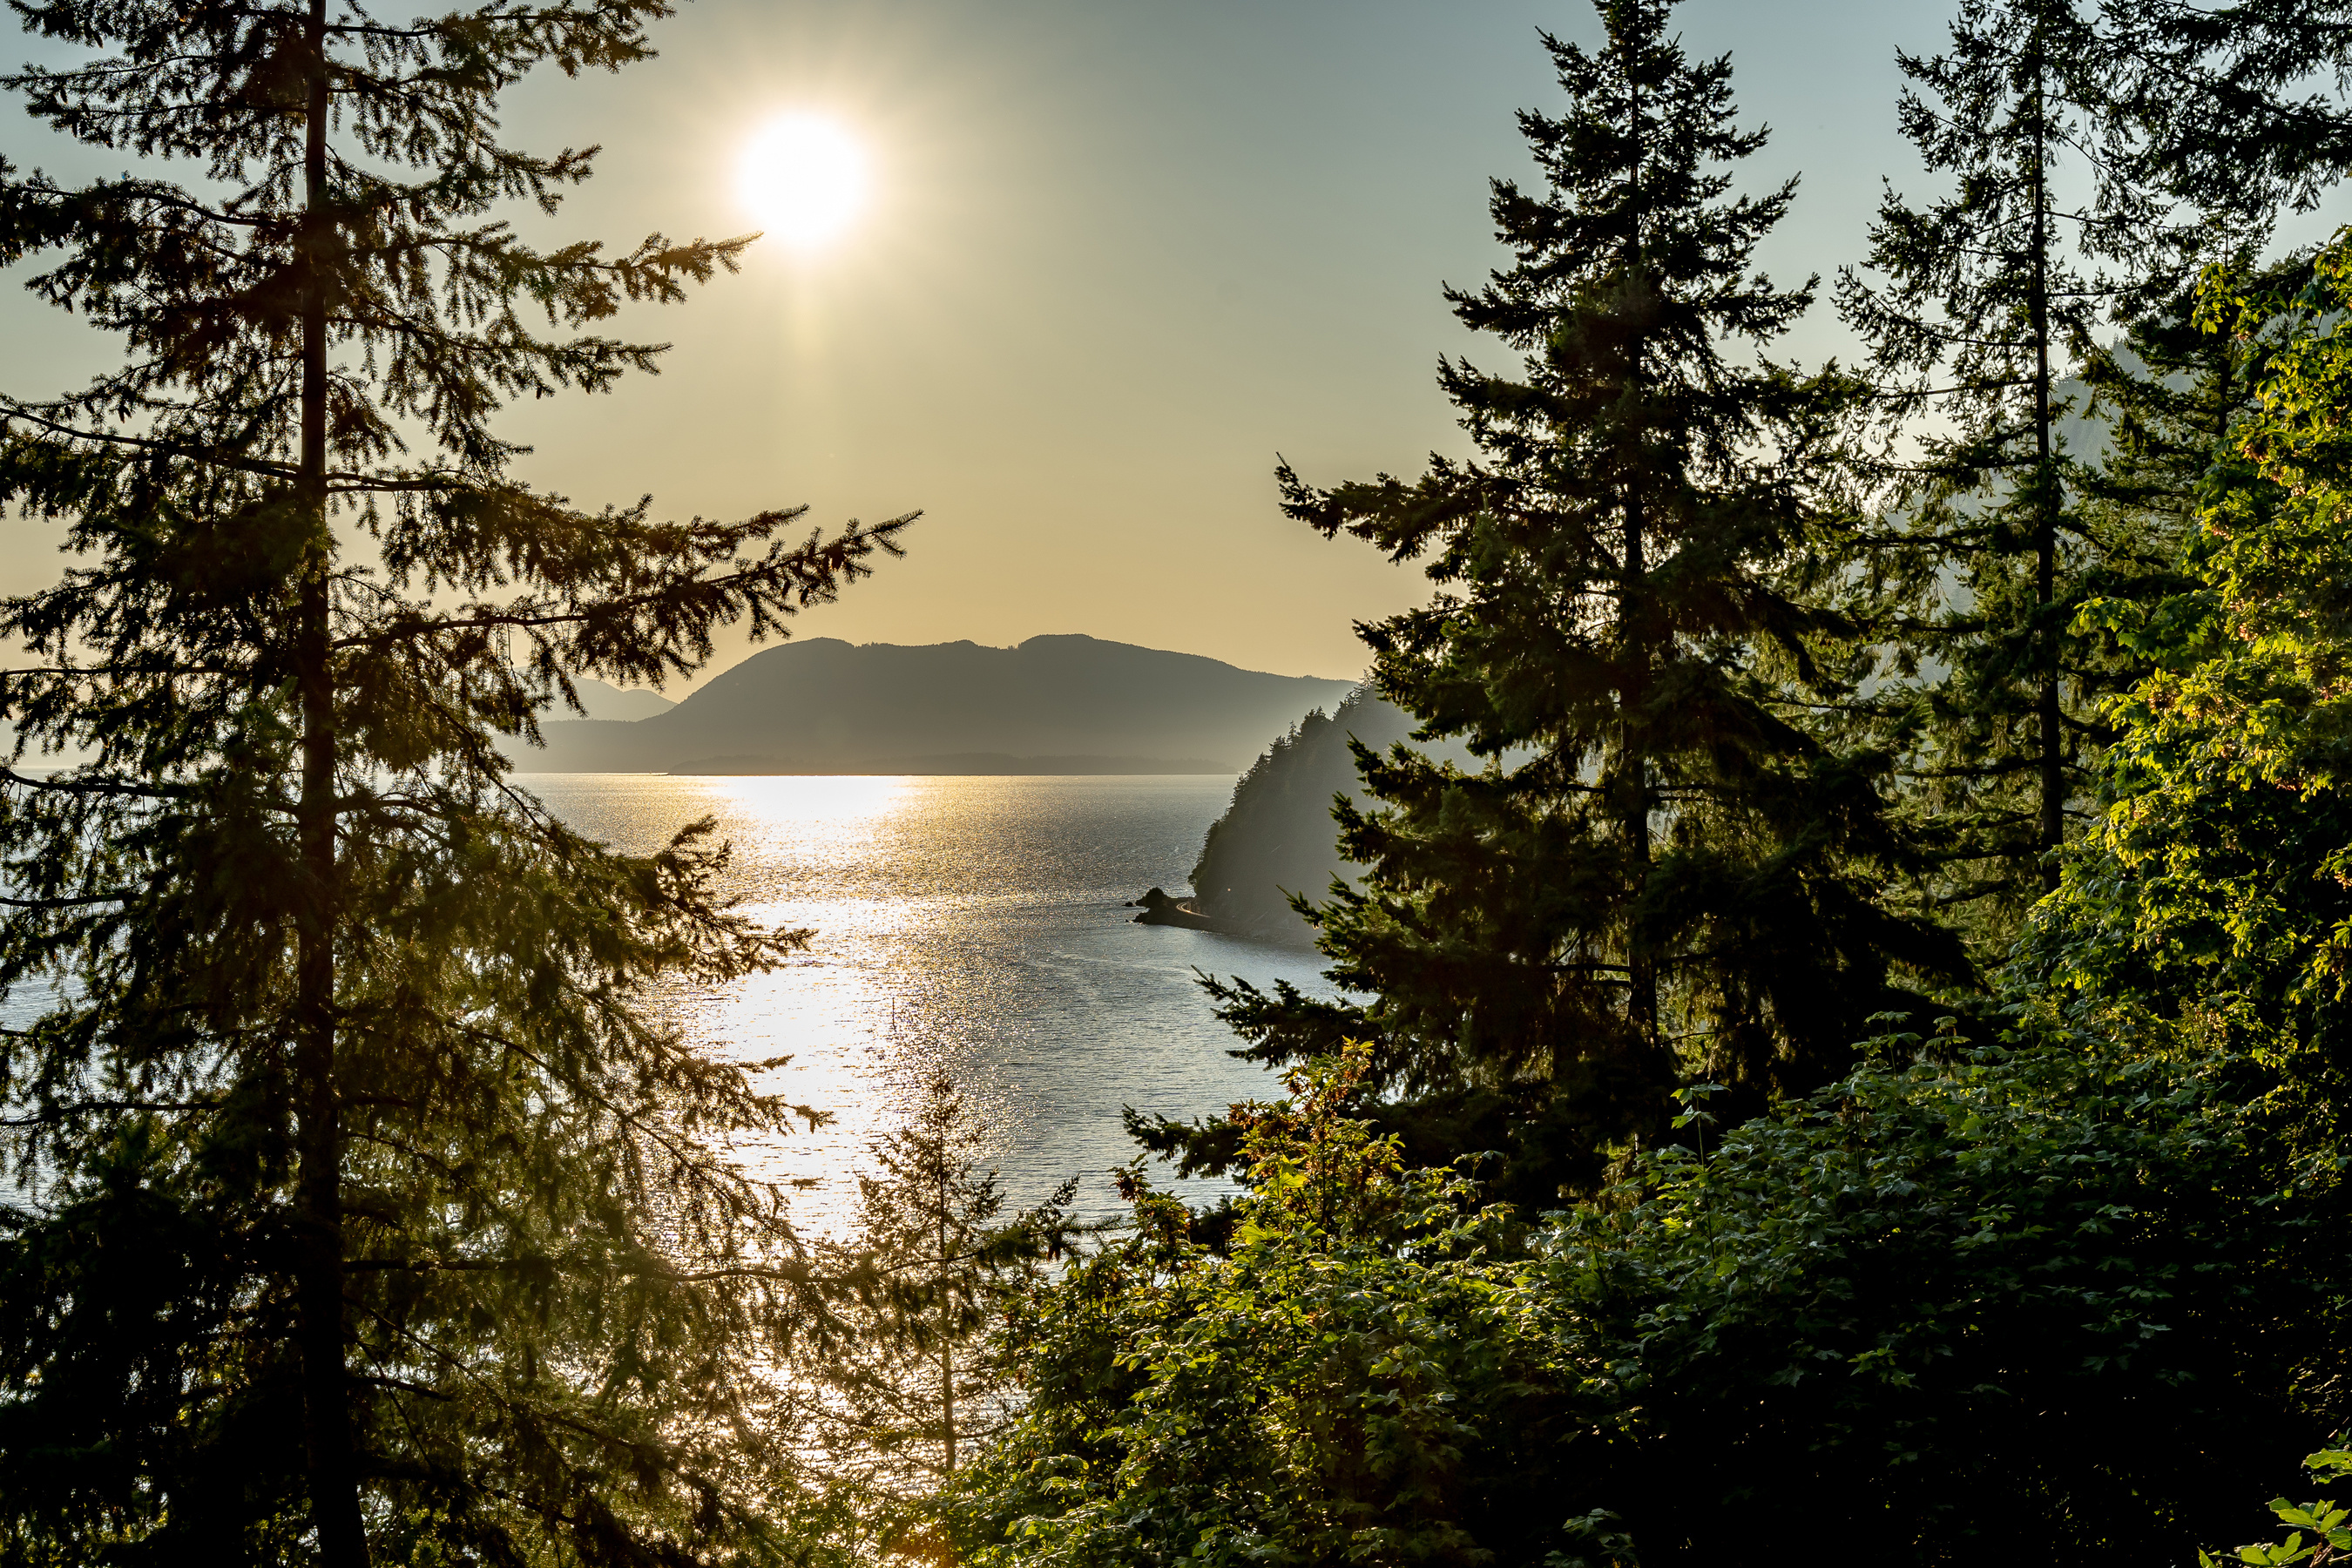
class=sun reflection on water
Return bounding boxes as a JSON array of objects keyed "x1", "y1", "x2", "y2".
[{"x1": 525, "y1": 773, "x2": 1336, "y2": 1239}]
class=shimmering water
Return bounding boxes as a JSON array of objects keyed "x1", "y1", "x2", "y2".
[{"x1": 522, "y1": 774, "x2": 1331, "y2": 1233}]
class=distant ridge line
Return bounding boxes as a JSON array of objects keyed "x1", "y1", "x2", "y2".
[
  {"x1": 505, "y1": 633, "x2": 1356, "y2": 776},
  {"x1": 669, "y1": 753, "x2": 1234, "y2": 776}
]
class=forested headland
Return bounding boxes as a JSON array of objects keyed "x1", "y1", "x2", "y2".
[
  {"x1": 8, "y1": 0, "x2": 2352, "y2": 1563},
  {"x1": 1181, "y1": 690, "x2": 1421, "y2": 942}
]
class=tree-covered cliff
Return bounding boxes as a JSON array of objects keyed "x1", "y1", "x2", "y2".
[{"x1": 1186, "y1": 689, "x2": 1421, "y2": 942}]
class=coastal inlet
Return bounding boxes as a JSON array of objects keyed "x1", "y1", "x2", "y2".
[{"x1": 524, "y1": 772, "x2": 1339, "y2": 1234}]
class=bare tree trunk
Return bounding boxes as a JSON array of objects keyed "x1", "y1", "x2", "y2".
[
  {"x1": 294, "y1": 2, "x2": 368, "y2": 1558},
  {"x1": 1622, "y1": 481, "x2": 1656, "y2": 1043}
]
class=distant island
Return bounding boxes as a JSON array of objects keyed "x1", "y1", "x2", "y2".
[
  {"x1": 675, "y1": 752, "x2": 1231, "y2": 776},
  {"x1": 506, "y1": 635, "x2": 1355, "y2": 774}
]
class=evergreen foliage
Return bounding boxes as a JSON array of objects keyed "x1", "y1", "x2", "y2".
[
  {"x1": 1202, "y1": 0, "x2": 1964, "y2": 1204},
  {"x1": 955, "y1": 1052, "x2": 1564, "y2": 1568},
  {"x1": 2107, "y1": 0, "x2": 2352, "y2": 232},
  {"x1": 12, "y1": 0, "x2": 2352, "y2": 1552},
  {"x1": 810, "y1": 1075, "x2": 1073, "y2": 1497},
  {"x1": 1832, "y1": 0, "x2": 2352, "y2": 944},
  {"x1": 975, "y1": 27, "x2": 2352, "y2": 1568},
  {"x1": 2076, "y1": 2, "x2": 2352, "y2": 568},
  {"x1": 0, "y1": 0, "x2": 909, "y2": 1558},
  {"x1": 2024, "y1": 239, "x2": 2352, "y2": 1116},
  {"x1": 1832, "y1": 0, "x2": 2184, "y2": 929},
  {"x1": 1101, "y1": 31, "x2": 2352, "y2": 1568}
]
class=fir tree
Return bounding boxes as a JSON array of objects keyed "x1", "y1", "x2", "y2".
[
  {"x1": 1835, "y1": 1, "x2": 2352, "y2": 943},
  {"x1": 2065, "y1": 4, "x2": 2352, "y2": 748},
  {"x1": 2106, "y1": 0, "x2": 2352, "y2": 233},
  {"x1": 1832, "y1": 0, "x2": 2211, "y2": 936},
  {"x1": 1190, "y1": 0, "x2": 1965, "y2": 1202},
  {"x1": 811, "y1": 1074, "x2": 1071, "y2": 1497},
  {"x1": 0, "y1": 0, "x2": 910, "y2": 1558}
]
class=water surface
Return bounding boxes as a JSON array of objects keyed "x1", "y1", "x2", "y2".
[{"x1": 523, "y1": 774, "x2": 1332, "y2": 1233}]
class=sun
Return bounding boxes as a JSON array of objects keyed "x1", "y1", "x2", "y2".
[{"x1": 740, "y1": 115, "x2": 868, "y2": 249}]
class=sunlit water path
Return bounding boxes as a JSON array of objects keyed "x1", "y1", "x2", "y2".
[{"x1": 524, "y1": 774, "x2": 1330, "y2": 1234}]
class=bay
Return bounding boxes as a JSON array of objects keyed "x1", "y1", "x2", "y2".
[{"x1": 522, "y1": 773, "x2": 1333, "y2": 1233}]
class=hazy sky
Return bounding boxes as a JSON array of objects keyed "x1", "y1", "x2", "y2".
[{"x1": 5, "y1": 1, "x2": 2349, "y2": 690}]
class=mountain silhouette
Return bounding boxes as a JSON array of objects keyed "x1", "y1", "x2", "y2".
[
  {"x1": 562, "y1": 679, "x2": 676, "y2": 721},
  {"x1": 508, "y1": 635, "x2": 1355, "y2": 774}
]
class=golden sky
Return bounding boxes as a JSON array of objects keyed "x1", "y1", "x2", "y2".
[{"x1": 6, "y1": 0, "x2": 2348, "y2": 691}]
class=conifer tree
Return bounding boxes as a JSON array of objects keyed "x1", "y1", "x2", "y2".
[
  {"x1": 1835, "y1": 1, "x2": 2352, "y2": 943},
  {"x1": 0, "y1": 0, "x2": 909, "y2": 1558},
  {"x1": 810, "y1": 1075, "x2": 1071, "y2": 1502},
  {"x1": 1195, "y1": 0, "x2": 1965, "y2": 1202},
  {"x1": 2068, "y1": 5, "x2": 2352, "y2": 700},
  {"x1": 1832, "y1": 0, "x2": 2207, "y2": 934},
  {"x1": 2106, "y1": 0, "x2": 2352, "y2": 232}
]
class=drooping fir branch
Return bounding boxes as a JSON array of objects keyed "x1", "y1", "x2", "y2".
[{"x1": 2106, "y1": 0, "x2": 2352, "y2": 226}]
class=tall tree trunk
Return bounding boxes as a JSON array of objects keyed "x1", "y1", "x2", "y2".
[
  {"x1": 294, "y1": 2, "x2": 368, "y2": 1559},
  {"x1": 936, "y1": 1164, "x2": 957, "y2": 1477},
  {"x1": 1622, "y1": 482, "x2": 1656, "y2": 1044},
  {"x1": 2030, "y1": 34, "x2": 2064, "y2": 892},
  {"x1": 1619, "y1": 63, "x2": 1659, "y2": 1052}
]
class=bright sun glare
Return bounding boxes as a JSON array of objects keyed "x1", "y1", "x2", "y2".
[{"x1": 740, "y1": 115, "x2": 869, "y2": 249}]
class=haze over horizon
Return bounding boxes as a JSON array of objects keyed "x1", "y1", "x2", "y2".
[{"x1": 8, "y1": 0, "x2": 2349, "y2": 693}]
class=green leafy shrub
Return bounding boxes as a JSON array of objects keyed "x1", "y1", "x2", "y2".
[
  {"x1": 1526, "y1": 1024, "x2": 2348, "y2": 1560},
  {"x1": 955, "y1": 1031, "x2": 2351, "y2": 1567},
  {"x1": 950, "y1": 1050, "x2": 1569, "y2": 1568},
  {"x1": 2200, "y1": 1449, "x2": 2352, "y2": 1567}
]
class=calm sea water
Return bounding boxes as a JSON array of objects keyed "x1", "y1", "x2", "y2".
[{"x1": 522, "y1": 774, "x2": 1333, "y2": 1233}]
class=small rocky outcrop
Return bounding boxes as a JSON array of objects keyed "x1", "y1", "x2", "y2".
[{"x1": 1128, "y1": 887, "x2": 1221, "y2": 931}]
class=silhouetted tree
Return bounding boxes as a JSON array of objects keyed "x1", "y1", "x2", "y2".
[
  {"x1": 790, "y1": 1075, "x2": 1078, "y2": 1568},
  {"x1": 1829, "y1": 0, "x2": 2352, "y2": 941},
  {"x1": 1178, "y1": 0, "x2": 1964, "y2": 1205},
  {"x1": 814, "y1": 1075, "x2": 1072, "y2": 1492},
  {"x1": 0, "y1": 0, "x2": 909, "y2": 1558},
  {"x1": 2107, "y1": 0, "x2": 2352, "y2": 233},
  {"x1": 1831, "y1": 0, "x2": 2172, "y2": 930}
]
